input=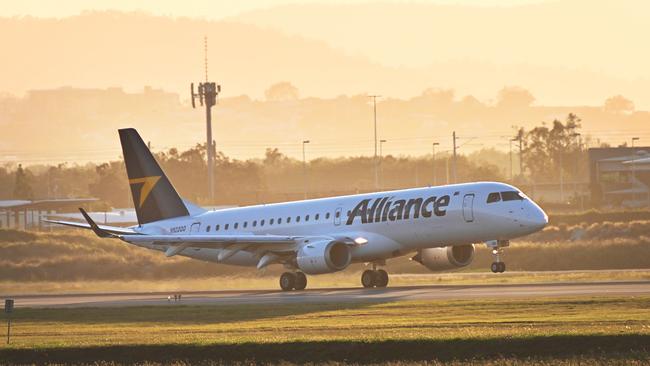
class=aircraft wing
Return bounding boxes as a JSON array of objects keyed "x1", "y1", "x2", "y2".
[
  {"x1": 43, "y1": 218, "x2": 139, "y2": 236},
  {"x1": 121, "y1": 234, "x2": 298, "y2": 247}
]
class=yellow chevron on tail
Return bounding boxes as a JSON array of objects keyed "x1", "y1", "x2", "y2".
[{"x1": 129, "y1": 176, "x2": 161, "y2": 208}]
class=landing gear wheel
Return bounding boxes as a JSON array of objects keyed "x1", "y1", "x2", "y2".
[
  {"x1": 294, "y1": 272, "x2": 307, "y2": 290},
  {"x1": 498, "y1": 262, "x2": 506, "y2": 273},
  {"x1": 375, "y1": 269, "x2": 389, "y2": 288},
  {"x1": 280, "y1": 272, "x2": 296, "y2": 291},
  {"x1": 361, "y1": 270, "x2": 376, "y2": 288},
  {"x1": 491, "y1": 262, "x2": 499, "y2": 273}
]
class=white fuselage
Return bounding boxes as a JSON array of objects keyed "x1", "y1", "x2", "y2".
[{"x1": 132, "y1": 182, "x2": 547, "y2": 268}]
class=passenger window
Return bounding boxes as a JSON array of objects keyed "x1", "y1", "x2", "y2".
[
  {"x1": 234, "y1": 223, "x2": 239, "y2": 229},
  {"x1": 487, "y1": 192, "x2": 501, "y2": 203},
  {"x1": 501, "y1": 191, "x2": 524, "y2": 201},
  {"x1": 315, "y1": 214, "x2": 320, "y2": 220},
  {"x1": 253, "y1": 220, "x2": 257, "y2": 227},
  {"x1": 326, "y1": 212, "x2": 331, "y2": 219},
  {"x1": 306, "y1": 214, "x2": 310, "y2": 221},
  {"x1": 260, "y1": 219, "x2": 265, "y2": 226},
  {"x1": 287, "y1": 217, "x2": 291, "y2": 223},
  {"x1": 270, "y1": 218, "x2": 274, "y2": 225},
  {"x1": 243, "y1": 222, "x2": 248, "y2": 228},
  {"x1": 278, "y1": 218, "x2": 282, "y2": 224},
  {"x1": 216, "y1": 224, "x2": 220, "y2": 231},
  {"x1": 335, "y1": 211, "x2": 341, "y2": 218},
  {"x1": 296, "y1": 216, "x2": 301, "y2": 222},
  {"x1": 225, "y1": 224, "x2": 229, "y2": 230},
  {"x1": 206, "y1": 225, "x2": 211, "y2": 232}
]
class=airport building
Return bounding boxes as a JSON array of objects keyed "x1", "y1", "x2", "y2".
[{"x1": 589, "y1": 147, "x2": 650, "y2": 208}]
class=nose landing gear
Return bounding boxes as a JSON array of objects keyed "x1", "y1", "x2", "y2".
[
  {"x1": 490, "y1": 250, "x2": 506, "y2": 273},
  {"x1": 486, "y1": 240, "x2": 509, "y2": 273}
]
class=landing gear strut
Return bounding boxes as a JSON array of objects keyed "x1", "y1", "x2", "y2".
[
  {"x1": 280, "y1": 272, "x2": 308, "y2": 291},
  {"x1": 361, "y1": 264, "x2": 389, "y2": 288},
  {"x1": 490, "y1": 248, "x2": 506, "y2": 273},
  {"x1": 486, "y1": 239, "x2": 509, "y2": 273}
]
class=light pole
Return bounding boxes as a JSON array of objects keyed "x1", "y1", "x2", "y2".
[
  {"x1": 509, "y1": 138, "x2": 517, "y2": 180},
  {"x1": 452, "y1": 131, "x2": 458, "y2": 183},
  {"x1": 631, "y1": 137, "x2": 639, "y2": 202},
  {"x1": 571, "y1": 132, "x2": 581, "y2": 205},
  {"x1": 432, "y1": 142, "x2": 439, "y2": 185},
  {"x1": 302, "y1": 140, "x2": 310, "y2": 200},
  {"x1": 369, "y1": 95, "x2": 381, "y2": 189},
  {"x1": 379, "y1": 139, "x2": 387, "y2": 189}
]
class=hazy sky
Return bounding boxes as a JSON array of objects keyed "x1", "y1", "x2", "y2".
[{"x1": 1, "y1": 0, "x2": 548, "y2": 18}]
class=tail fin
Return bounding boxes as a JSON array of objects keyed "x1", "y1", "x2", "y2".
[{"x1": 119, "y1": 128, "x2": 189, "y2": 225}]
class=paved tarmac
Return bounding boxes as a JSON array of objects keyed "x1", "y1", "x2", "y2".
[{"x1": 7, "y1": 281, "x2": 650, "y2": 308}]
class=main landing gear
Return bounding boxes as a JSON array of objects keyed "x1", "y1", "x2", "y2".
[
  {"x1": 361, "y1": 264, "x2": 389, "y2": 288},
  {"x1": 280, "y1": 271, "x2": 307, "y2": 291}
]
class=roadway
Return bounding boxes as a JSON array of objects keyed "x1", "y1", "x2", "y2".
[{"x1": 8, "y1": 281, "x2": 650, "y2": 308}]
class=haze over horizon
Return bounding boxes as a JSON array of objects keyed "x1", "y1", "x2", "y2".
[{"x1": 1, "y1": 0, "x2": 649, "y2": 164}]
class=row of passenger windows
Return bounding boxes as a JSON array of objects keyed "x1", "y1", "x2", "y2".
[
  {"x1": 486, "y1": 191, "x2": 525, "y2": 203},
  {"x1": 204, "y1": 210, "x2": 342, "y2": 232}
]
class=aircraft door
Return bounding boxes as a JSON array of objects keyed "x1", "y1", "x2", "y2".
[
  {"x1": 462, "y1": 194, "x2": 475, "y2": 223},
  {"x1": 334, "y1": 207, "x2": 342, "y2": 226},
  {"x1": 190, "y1": 222, "x2": 201, "y2": 234}
]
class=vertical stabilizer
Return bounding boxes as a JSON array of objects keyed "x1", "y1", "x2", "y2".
[{"x1": 119, "y1": 128, "x2": 189, "y2": 225}]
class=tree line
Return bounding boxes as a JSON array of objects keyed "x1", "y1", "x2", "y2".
[{"x1": 1, "y1": 115, "x2": 593, "y2": 208}]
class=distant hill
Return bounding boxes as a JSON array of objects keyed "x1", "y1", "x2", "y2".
[
  {"x1": 232, "y1": 0, "x2": 650, "y2": 108},
  {"x1": 0, "y1": 11, "x2": 397, "y2": 99},
  {"x1": 2, "y1": 8, "x2": 650, "y2": 108}
]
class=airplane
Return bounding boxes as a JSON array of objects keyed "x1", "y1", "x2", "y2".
[{"x1": 47, "y1": 128, "x2": 548, "y2": 291}]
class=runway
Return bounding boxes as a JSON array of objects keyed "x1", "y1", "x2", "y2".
[{"x1": 8, "y1": 281, "x2": 650, "y2": 308}]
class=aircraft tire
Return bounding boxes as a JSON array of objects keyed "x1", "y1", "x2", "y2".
[
  {"x1": 375, "y1": 269, "x2": 389, "y2": 288},
  {"x1": 490, "y1": 262, "x2": 499, "y2": 273},
  {"x1": 499, "y1": 262, "x2": 506, "y2": 273},
  {"x1": 361, "y1": 269, "x2": 376, "y2": 288},
  {"x1": 294, "y1": 272, "x2": 307, "y2": 290},
  {"x1": 280, "y1": 272, "x2": 296, "y2": 291}
]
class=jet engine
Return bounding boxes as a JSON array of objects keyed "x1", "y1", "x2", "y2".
[
  {"x1": 296, "y1": 240, "x2": 352, "y2": 274},
  {"x1": 411, "y1": 244, "x2": 475, "y2": 271}
]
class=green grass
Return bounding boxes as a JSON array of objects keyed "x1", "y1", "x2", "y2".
[{"x1": 1, "y1": 297, "x2": 649, "y2": 364}]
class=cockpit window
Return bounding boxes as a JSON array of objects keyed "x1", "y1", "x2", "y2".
[
  {"x1": 501, "y1": 191, "x2": 525, "y2": 201},
  {"x1": 487, "y1": 192, "x2": 501, "y2": 203}
]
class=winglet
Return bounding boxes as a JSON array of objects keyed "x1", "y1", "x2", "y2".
[{"x1": 79, "y1": 208, "x2": 114, "y2": 238}]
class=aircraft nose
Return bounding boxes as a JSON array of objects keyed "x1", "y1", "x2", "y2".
[{"x1": 521, "y1": 202, "x2": 548, "y2": 231}]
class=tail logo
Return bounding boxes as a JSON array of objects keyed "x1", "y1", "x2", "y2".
[{"x1": 129, "y1": 176, "x2": 161, "y2": 208}]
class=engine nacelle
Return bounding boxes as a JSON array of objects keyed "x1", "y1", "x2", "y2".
[
  {"x1": 296, "y1": 240, "x2": 352, "y2": 275},
  {"x1": 411, "y1": 244, "x2": 475, "y2": 271}
]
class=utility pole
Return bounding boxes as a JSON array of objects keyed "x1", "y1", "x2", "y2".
[
  {"x1": 509, "y1": 139, "x2": 515, "y2": 180},
  {"x1": 369, "y1": 95, "x2": 381, "y2": 189},
  {"x1": 302, "y1": 140, "x2": 310, "y2": 199},
  {"x1": 191, "y1": 36, "x2": 221, "y2": 204},
  {"x1": 452, "y1": 131, "x2": 458, "y2": 183},
  {"x1": 631, "y1": 137, "x2": 639, "y2": 202},
  {"x1": 432, "y1": 142, "x2": 439, "y2": 185},
  {"x1": 559, "y1": 144, "x2": 564, "y2": 203},
  {"x1": 379, "y1": 139, "x2": 387, "y2": 189}
]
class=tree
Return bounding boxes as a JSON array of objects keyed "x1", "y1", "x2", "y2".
[
  {"x1": 522, "y1": 114, "x2": 581, "y2": 182},
  {"x1": 13, "y1": 164, "x2": 33, "y2": 200},
  {"x1": 88, "y1": 162, "x2": 129, "y2": 207},
  {"x1": 265, "y1": 82, "x2": 299, "y2": 102},
  {"x1": 496, "y1": 86, "x2": 535, "y2": 109},
  {"x1": 604, "y1": 95, "x2": 634, "y2": 114}
]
